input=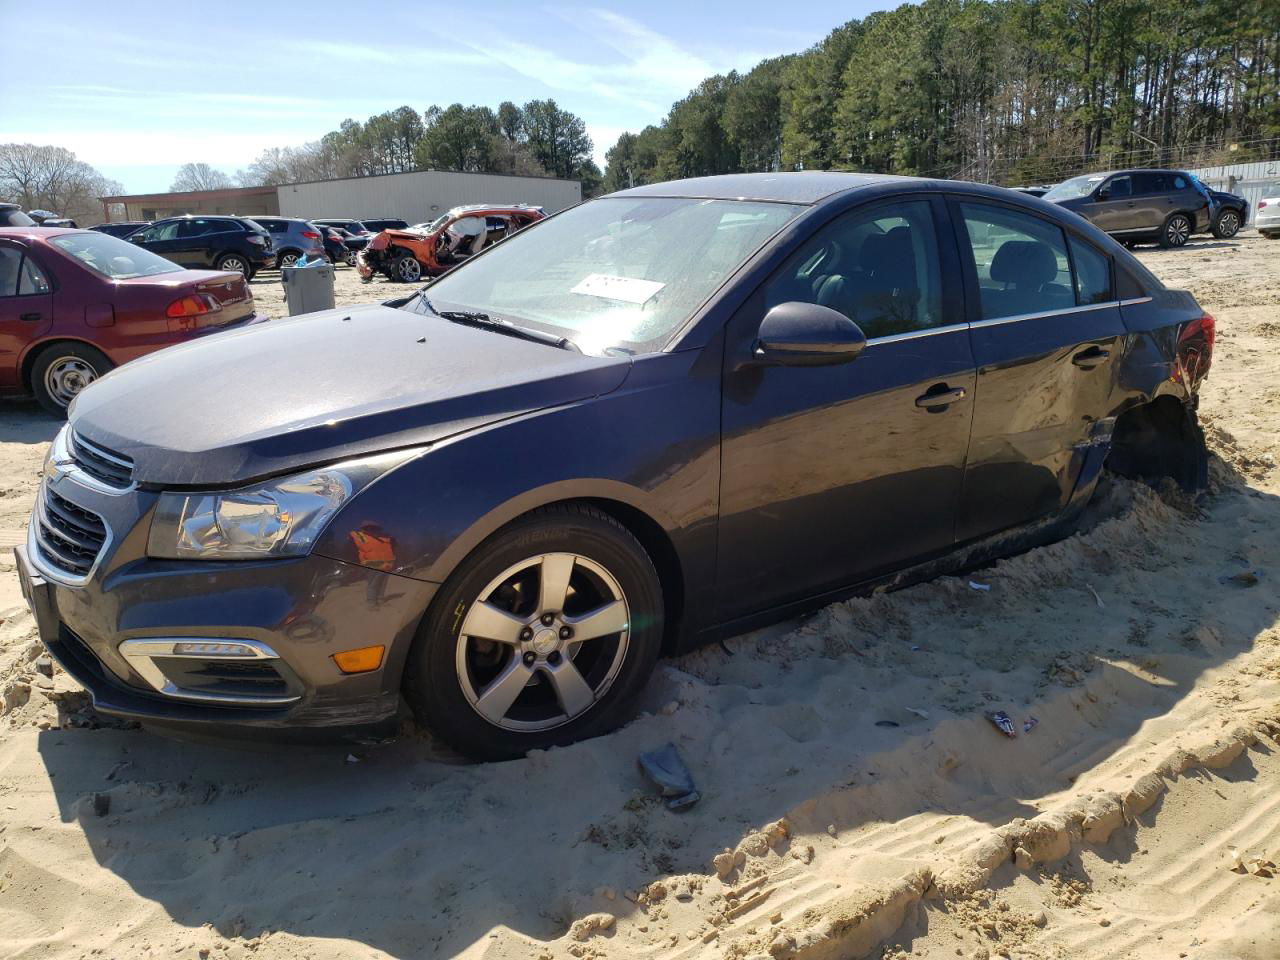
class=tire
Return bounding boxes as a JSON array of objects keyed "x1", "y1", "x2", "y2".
[
  {"x1": 215, "y1": 253, "x2": 251, "y2": 277},
  {"x1": 391, "y1": 251, "x2": 422, "y2": 283},
  {"x1": 345, "y1": 250, "x2": 358, "y2": 267},
  {"x1": 403, "y1": 504, "x2": 664, "y2": 761},
  {"x1": 1211, "y1": 208, "x2": 1242, "y2": 239},
  {"x1": 30, "y1": 342, "x2": 114, "y2": 417},
  {"x1": 1158, "y1": 213, "x2": 1192, "y2": 248},
  {"x1": 277, "y1": 250, "x2": 301, "y2": 269}
]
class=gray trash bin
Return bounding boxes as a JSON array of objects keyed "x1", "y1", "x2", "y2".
[{"x1": 281, "y1": 264, "x2": 336, "y2": 316}]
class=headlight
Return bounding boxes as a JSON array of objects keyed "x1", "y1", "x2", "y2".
[{"x1": 146, "y1": 449, "x2": 418, "y2": 560}]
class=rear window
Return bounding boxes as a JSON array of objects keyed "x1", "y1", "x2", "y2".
[
  {"x1": 1, "y1": 207, "x2": 36, "y2": 227},
  {"x1": 50, "y1": 231, "x2": 183, "y2": 279}
]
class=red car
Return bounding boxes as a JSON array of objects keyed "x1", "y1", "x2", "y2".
[{"x1": 0, "y1": 227, "x2": 265, "y2": 415}]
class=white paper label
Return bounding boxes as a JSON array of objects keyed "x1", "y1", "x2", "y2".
[{"x1": 570, "y1": 273, "x2": 665, "y2": 305}]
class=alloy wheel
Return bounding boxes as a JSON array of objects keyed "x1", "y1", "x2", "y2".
[
  {"x1": 221, "y1": 256, "x2": 248, "y2": 276},
  {"x1": 395, "y1": 256, "x2": 421, "y2": 282},
  {"x1": 43, "y1": 357, "x2": 97, "y2": 408},
  {"x1": 1167, "y1": 216, "x2": 1190, "y2": 246},
  {"x1": 278, "y1": 253, "x2": 299, "y2": 268},
  {"x1": 1217, "y1": 211, "x2": 1240, "y2": 237},
  {"x1": 454, "y1": 552, "x2": 631, "y2": 732}
]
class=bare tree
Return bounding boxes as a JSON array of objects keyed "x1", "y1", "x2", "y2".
[
  {"x1": 0, "y1": 143, "x2": 123, "y2": 224},
  {"x1": 169, "y1": 162, "x2": 234, "y2": 192}
]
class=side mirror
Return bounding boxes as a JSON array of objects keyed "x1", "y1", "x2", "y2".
[
  {"x1": 130, "y1": 235, "x2": 145, "y2": 244},
  {"x1": 1096, "y1": 186, "x2": 1111, "y2": 201},
  {"x1": 752, "y1": 301, "x2": 867, "y2": 367}
]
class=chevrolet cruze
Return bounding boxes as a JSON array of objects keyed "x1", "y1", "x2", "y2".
[{"x1": 16, "y1": 173, "x2": 1213, "y2": 760}]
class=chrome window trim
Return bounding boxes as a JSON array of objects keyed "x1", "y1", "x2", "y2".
[
  {"x1": 73, "y1": 432, "x2": 134, "y2": 471},
  {"x1": 117, "y1": 638, "x2": 301, "y2": 706},
  {"x1": 1119, "y1": 296, "x2": 1153, "y2": 306},
  {"x1": 968, "y1": 300, "x2": 1120, "y2": 330},
  {"x1": 866, "y1": 321, "x2": 970, "y2": 346}
]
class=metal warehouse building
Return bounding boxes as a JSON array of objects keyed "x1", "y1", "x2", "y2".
[{"x1": 101, "y1": 170, "x2": 582, "y2": 224}]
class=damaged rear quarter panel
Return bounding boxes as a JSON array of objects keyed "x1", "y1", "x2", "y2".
[{"x1": 1114, "y1": 287, "x2": 1206, "y2": 410}]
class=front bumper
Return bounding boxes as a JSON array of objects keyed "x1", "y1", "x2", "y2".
[{"x1": 15, "y1": 472, "x2": 437, "y2": 737}]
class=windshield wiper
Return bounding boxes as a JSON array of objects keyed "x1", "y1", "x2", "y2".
[{"x1": 421, "y1": 298, "x2": 580, "y2": 352}]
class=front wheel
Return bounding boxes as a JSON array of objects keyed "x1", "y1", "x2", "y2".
[
  {"x1": 1159, "y1": 213, "x2": 1192, "y2": 248},
  {"x1": 31, "y1": 342, "x2": 114, "y2": 417},
  {"x1": 404, "y1": 504, "x2": 663, "y2": 760},
  {"x1": 345, "y1": 250, "x2": 358, "y2": 267},
  {"x1": 391, "y1": 252, "x2": 422, "y2": 282}
]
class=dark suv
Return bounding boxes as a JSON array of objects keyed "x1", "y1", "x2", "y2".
[
  {"x1": 1044, "y1": 169, "x2": 1211, "y2": 248},
  {"x1": 1, "y1": 203, "x2": 36, "y2": 227},
  {"x1": 127, "y1": 216, "x2": 275, "y2": 278},
  {"x1": 15, "y1": 173, "x2": 1213, "y2": 760}
]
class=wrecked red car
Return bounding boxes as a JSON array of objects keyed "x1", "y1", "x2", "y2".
[{"x1": 357, "y1": 205, "x2": 544, "y2": 283}]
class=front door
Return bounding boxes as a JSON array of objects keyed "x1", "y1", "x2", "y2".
[
  {"x1": 130, "y1": 219, "x2": 184, "y2": 264},
  {"x1": 717, "y1": 197, "x2": 976, "y2": 622},
  {"x1": 0, "y1": 243, "x2": 53, "y2": 390},
  {"x1": 1089, "y1": 174, "x2": 1141, "y2": 234},
  {"x1": 951, "y1": 199, "x2": 1127, "y2": 542}
]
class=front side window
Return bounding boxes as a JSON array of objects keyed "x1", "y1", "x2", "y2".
[
  {"x1": 1043, "y1": 175, "x2": 1106, "y2": 202},
  {"x1": 1069, "y1": 238, "x2": 1113, "y2": 305},
  {"x1": 764, "y1": 199, "x2": 944, "y2": 339},
  {"x1": 140, "y1": 220, "x2": 181, "y2": 242},
  {"x1": 959, "y1": 203, "x2": 1074, "y2": 320},
  {"x1": 50, "y1": 231, "x2": 183, "y2": 279},
  {"x1": 1104, "y1": 175, "x2": 1133, "y2": 198},
  {"x1": 413, "y1": 196, "x2": 802, "y2": 356}
]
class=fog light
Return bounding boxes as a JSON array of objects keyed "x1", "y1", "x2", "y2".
[
  {"x1": 172, "y1": 641, "x2": 259, "y2": 657},
  {"x1": 333, "y1": 645, "x2": 385, "y2": 674}
]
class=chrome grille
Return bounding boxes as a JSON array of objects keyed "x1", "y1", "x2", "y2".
[
  {"x1": 34, "y1": 484, "x2": 107, "y2": 578},
  {"x1": 70, "y1": 432, "x2": 134, "y2": 489}
]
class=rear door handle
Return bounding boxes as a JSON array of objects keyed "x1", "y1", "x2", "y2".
[
  {"x1": 20, "y1": 312, "x2": 42, "y2": 323},
  {"x1": 915, "y1": 385, "x2": 967, "y2": 409},
  {"x1": 1072, "y1": 346, "x2": 1110, "y2": 369}
]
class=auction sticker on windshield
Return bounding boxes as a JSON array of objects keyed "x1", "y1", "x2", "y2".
[{"x1": 571, "y1": 274, "x2": 665, "y2": 304}]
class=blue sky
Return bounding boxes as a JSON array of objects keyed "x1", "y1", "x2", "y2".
[{"x1": 0, "y1": 0, "x2": 892, "y2": 195}]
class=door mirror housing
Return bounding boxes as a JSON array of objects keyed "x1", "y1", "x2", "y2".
[
  {"x1": 752, "y1": 301, "x2": 867, "y2": 367},
  {"x1": 1096, "y1": 185, "x2": 1111, "y2": 201}
]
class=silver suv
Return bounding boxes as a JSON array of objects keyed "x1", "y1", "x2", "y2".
[
  {"x1": 1044, "y1": 169, "x2": 1212, "y2": 248},
  {"x1": 1, "y1": 203, "x2": 35, "y2": 227},
  {"x1": 252, "y1": 217, "x2": 327, "y2": 268}
]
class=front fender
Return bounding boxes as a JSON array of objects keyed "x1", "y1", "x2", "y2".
[{"x1": 312, "y1": 347, "x2": 723, "y2": 633}]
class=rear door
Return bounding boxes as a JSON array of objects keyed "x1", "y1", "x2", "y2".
[
  {"x1": 717, "y1": 196, "x2": 976, "y2": 620},
  {"x1": 0, "y1": 243, "x2": 54, "y2": 389},
  {"x1": 952, "y1": 200, "x2": 1126, "y2": 542}
]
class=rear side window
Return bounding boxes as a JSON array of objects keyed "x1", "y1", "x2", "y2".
[
  {"x1": 256, "y1": 219, "x2": 284, "y2": 231},
  {"x1": 764, "y1": 199, "x2": 944, "y2": 339},
  {"x1": 1069, "y1": 238, "x2": 1113, "y2": 305},
  {"x1": 182, "y1": 219, "x2": 232, "y2": 238},
  {"x1": 958, "y1": 203, "x2": 1073, "y2": 320},
  {"x1": 1174, "y1": 175, "x2": 1188, "y2": 190},
  {"x1": 0, "y1": 248, "x2": 51, "y2": 296}
]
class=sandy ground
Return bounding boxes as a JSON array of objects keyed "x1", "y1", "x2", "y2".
[{"x1": 1, "y1": 237, "x2": 1279, "y2": 960}]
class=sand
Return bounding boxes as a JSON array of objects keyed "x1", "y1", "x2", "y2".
[{"x1": 1, "y1": 236, "x2": 1278, "y2": 960}]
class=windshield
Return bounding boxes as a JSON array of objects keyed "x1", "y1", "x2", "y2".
[
  {"x1": 50, "y1": 231, "x2": 183, "y2": 279},
  {"x1": 1044, "y1": 174, "x2": 1106, "y2": 202},
  {"x1": 410, "y1": 196, "x2": 801, "y2": 355}
]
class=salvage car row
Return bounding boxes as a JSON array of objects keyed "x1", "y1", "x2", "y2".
[{"x1": 8, "y1": 172, "x2": 1218, "y2": 762}]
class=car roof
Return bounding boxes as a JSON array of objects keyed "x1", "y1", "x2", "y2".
[{"x1": 612, "y1": 171, "x2": 917, "y2": 204}]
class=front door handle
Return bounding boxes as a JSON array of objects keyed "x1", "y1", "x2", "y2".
[
  {"x1": 20, "y1": 312, "x2": 41, "y2": 323},
  {"x1": 1072, "y1": 346, "x2": 1110, "y2": 369},
  {"x1": 915, "y1": 385, "x2": 967, "y2": 409}
]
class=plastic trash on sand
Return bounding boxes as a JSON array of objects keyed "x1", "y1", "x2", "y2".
[
  {"x1": 986, "y1": 710, "x2": 1017, "y2": 738},
  {"x1": 968, "y1": 580, "x2": 991, "y2": 591},
  {"x1": 639, "y1": 743, "x2": 701, "y2": 811}
]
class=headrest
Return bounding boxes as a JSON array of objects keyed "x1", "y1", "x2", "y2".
[{"x1": 989, "y1": 240, "x2": 1058, "y2": 287}]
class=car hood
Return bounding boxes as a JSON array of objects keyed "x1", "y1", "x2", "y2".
[{"x1": 69, "y1": 303, "x2": 632, "y2": 486}]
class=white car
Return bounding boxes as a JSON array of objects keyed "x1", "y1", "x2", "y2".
[{"x1": 1257, "y1": 184, "x2": 1280, "y2": 239}]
